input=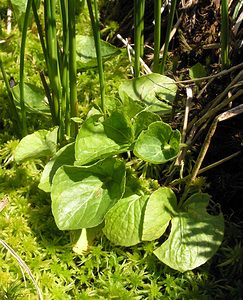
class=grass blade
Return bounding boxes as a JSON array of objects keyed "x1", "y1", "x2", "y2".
[
  {"x1": 87, "y1": 0, "x2": 106, "y2": 114},
  {"x1": 19, "y1": 0, "x2": 33, "y2": 136},
  {"x1": 160, "y1": 0, "x2": 177, "y2": 74}
]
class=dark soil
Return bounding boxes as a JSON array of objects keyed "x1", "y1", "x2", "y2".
[{"x1": 204, "y1": 115, "x2": 243, "y2": 219}]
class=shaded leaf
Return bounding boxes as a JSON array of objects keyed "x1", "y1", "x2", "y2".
[
  {"x1": 12, "y1": 83, "x2": 50, "y2": 114},
  {"x1": 76, "y1": 35, "x2": 120, "y2": 70},
  {"x1": 133, "y1": 111, "x2": 160, "y2": 138},
  {"x1": 103, "y1": 111, "x2": 134, "y2": 145},
  {"x1": 189, "y1": 63, "x2": 207, "y2": 79}
]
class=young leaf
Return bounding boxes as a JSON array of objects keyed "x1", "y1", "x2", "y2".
[
  {"x1": 119, "y1": 97, "x2": 144, "y2": 119},
  {"x1": 51, "y1": 158, "x2": 126, "y2": 230},
  {"x1": 134, "y1": 121, "x2": 181, "y2": 164},
  {"x1": 142, "y1": 187, "x2": 177, "y2": 241},
  {"x1": 189, "y1": 63, "x2": 207, "y2": 80},
  {"x1": 119, "y1": 73, "x2": 177, "y2": 114},
  {"x1": 103, "y1": 194, "x2": 149, "y2": 246},
  {"x1": 39, "y1": 143, "x2": 75, "y2": 193},
  {"x1": 154, "y1": 193, "x2": 224, "y2": 272},
  {"x1": 14, "y1": 128, "x2": 58, "y2": 163}
]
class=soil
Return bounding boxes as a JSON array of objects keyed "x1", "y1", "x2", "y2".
[{"x1": 204, "y1": 115, "x2": 243, "y2": 218}]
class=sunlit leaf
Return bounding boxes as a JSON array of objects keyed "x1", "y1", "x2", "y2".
[
  {"x1": 75, "y1": 113, "x2": 132, "y2": 166},
  {"x1": 39, "y1": 143, "x2": 75, "y2": 193},
  {"x1": 119, "y1": 73, "x2": 177, "y2": 113},
  {"x1": 142, "y1": 187, "x2": 177, "y2": 241},
  {"x1": 14, "y1": 128, "x2": 58, "y2": 163},
  {"x1": 103, "y1": 194, "x2": 149, "y2": 246},
  {"x1": 51, "y1": 158, "x2": 126, "y2": 230},
  {"x1": 134, "y1": 121, "x2": 181, "y2": 164},
  {"x1": 154, "y1": 193, "x2": 224, "y2": 272}
]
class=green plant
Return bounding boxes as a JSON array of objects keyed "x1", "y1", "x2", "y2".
[
  {"x1": 3, "y1": 0, "x2": 225, "y2": 274},
  {"x1": 14, "y1": 71, "x2": 224, "y2": 272},
  {"x1": 220, "y1": 0, "x2": 230, "y2": 69},
  {"x1": 134, "y1": 0, "x2": 145, "y2": 77},
  {"x1": 1, "y1": 0, "x2": 120, "y2": 142},
  {"x1": 159, "y1": 0, "x2": 177, "y2": 74}
]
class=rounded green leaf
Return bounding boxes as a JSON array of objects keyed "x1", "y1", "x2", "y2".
[
  {"x1": 75, "y1": 113, "x2": 133, "y2": 166},
  {"x1": 142, "y1": 187, "x2": 177, "y2": 241},
  {"x1": 103, "y1": 194, "x2": 149, "y2": 246},
  {"x1": 51, "y1": 158, "x2": 126, "y2": 230},
  {"x1": 134, "y1": 121, "x2": 181, "y2": 164},
  {"x1": 119, "y1": 73, "x2": 177, "y2": 113},
  {"x1": 154, "y1": 193, "x2": 224, "y2": 272},
  {"x1": 14, "y1": 128, "x2": 57, "y2": 163},
  {"x1": 103, "y1": 111, "x2": 134, "y2": 145}
]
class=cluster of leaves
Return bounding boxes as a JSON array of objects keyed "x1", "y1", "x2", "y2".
[
  {"x1": 0, "y1": 154, "x2": 241, "y2": 298},
  {"x1": 14, "y1": 73, "x2": 224, "y2": 272}
]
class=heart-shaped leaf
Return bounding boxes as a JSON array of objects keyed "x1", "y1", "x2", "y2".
[
  {"x1": 154, "y1": 193, "x2": 224, "y2": 272},
  {"x1": 103, "y1": 194, "x2": 149, "y2": 246},
  {"x1": 134, "y1": 121, "x2": 181, "y2": 164},
  {"x1": 51, "y1": 158, "x2": 126, "y2": 230},
  {"x1": 75, "y1": 115, "x2": 120, "y2": 165},
  {"x1": 103, "y1": 111, "x2": 134, "y2": 145},
  {"x1": 119, "y1": 73, "x2": 177, "y2": 113},
  {"x1": 14, "y1": 128, "x2": 58, "y2": 163},
  {"x1": 142, "y1": 187, "x2": 177, "y2": 241}
]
